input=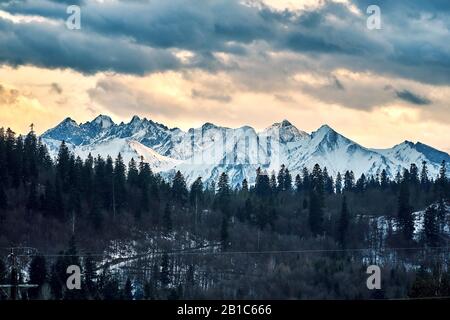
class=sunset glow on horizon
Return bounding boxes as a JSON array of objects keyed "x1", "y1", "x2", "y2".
[{"x1": 0, "y1": 0, "x2": 449, "y2": 153}]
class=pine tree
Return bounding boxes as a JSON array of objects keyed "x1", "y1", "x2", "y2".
[
  {"x1": 123, "y1": 278, "x2": 133, "y2": 300},
  {"x1": 172, "y1": 171, "x2": 188, "y2": 205},
  {"x1": 190, "y1": 177, "x2": 204, "y2": 207},
  {"x1": 217, "y1": 172, "x2": 231, "y2": 214},
  {"x1": 23, "y1": 128, "x2": 39, "y2": 181},
  {"x1": 284, "y1": 168, "x2": 292, "y2": 192},
  {"x1": 270, "y1": 171, "x2": 278, "y2": 194},
  {"x1": 355, "y1": 174, "x2": 367, "y2": 193},
  {"x1": 420, "y1": 161, "x2": 429, "y2": 191},
  {"x1": 255, "y1": 168, "x2": 271, "y2": 197},
  {"x1": 160, "y1": 253, "x2": 171, "y2": 288},
  {"x1": 309, "y1": 164, "x2": 324, "y2": 235},
  {"x1": 302, "y1": 167, "x2": 310, "y2": 192},
  {"x1": 163, "y1": 203, "x2": 173, "y2": 233},
  {"x1": 103, "y1": 277, "x2": 120, "y2": 300},
  {"x1": 338, "y1": 196, "x2": 349, "y2": 248},
  {"x1": 380, "y1": 169, "x2": 389, "y2": 190},
  {"x1": 89, "y1": 204, "x2": 103, "y2": 231},
  {"x1": 323, "y1": 167, "x2": 333, "y2": 194},
  {"x1": 56, "y1": 141, "x2": 71, "y2": 188},
  {"x1": 49, "y1": 253, "x2": 67, "y2": 300},
  {"x1": 398, "y1": 179, "x2": 414, "y2": 242},
  {"x1": 28, "y1": 255, "x2": 47, "y2": 299},
  {"x1": 127, "y1": 158, "x2": 139, "y2": 188},
  {"x1": 437, "y1": 160, "x2": 447, "y2": 199},
  {"x1": 335, "y1": 172, "x2": 342, "y2": 194},
  {"x1": 113, "y1": 153, "x2": 127, "y2": 212},
  {"x1": 343, "y1": 171, "x2": 354, "y2": 192},
  {"x1": 437, "y1": 198, "x2": 447, "y2": 234},
  {"x1": 295, "y1": 174, "x2": 302, "y2": 193},
  {"x1": 241, "y1": 178, "x2": 249, "y2": 193},
  {"x1": 242, "y1": 198, "x2": 253, "y2": 223},
  {"x1": 84, "y1": 254, "x2": 97, "y2": 298},
  {"x1": 424, "y1": 205, "x2": 439, "y2": 247},
  {"x1": 410, "y1": 163, "x2": 420, "y2": 186}
]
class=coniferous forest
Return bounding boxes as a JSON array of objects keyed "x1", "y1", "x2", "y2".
[{"x1": 0, "y1": 127, "x2": 449, "y2": 300}]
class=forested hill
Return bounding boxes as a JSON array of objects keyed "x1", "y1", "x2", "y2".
[{"x1": 0, "y1": 127, "x2": 449, "y2": 300}]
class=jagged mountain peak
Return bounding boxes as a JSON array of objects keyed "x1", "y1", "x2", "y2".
[
  {"x1": 313, "y1": 124, "x2": 336, "y2": 135},
  {"x1": 91, "y1": 114, "x2": 114, "y2": 129},
  {"x1": 41, "y1": 114, "x2": 449, "y2": 187},
  {"x1": 61, "y1": 117, "x2": 78, "y2": 126},
  {"x1": 129, "y1": 115, "x2": 141, "y2": 123},
  {"x1": 201, "y1": 122, "x2": 222, "y2": 131},
  {"x1": 264, "y1": 120, "x2": 309, "y2": 143}
]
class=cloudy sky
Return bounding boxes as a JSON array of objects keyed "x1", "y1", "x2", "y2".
[{"x1": 0, "y1": 0, "x2": 449, "y2": 152}]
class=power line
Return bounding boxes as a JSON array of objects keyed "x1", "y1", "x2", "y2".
[{"x1": 4, "y1": 245, "x2": 450, "y2": 258}]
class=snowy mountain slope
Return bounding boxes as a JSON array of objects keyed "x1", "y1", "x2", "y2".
[
  {"x1": 41, "y1": 115, "x2": 450, "y2": 187},
  {"x1": 373, "y1": 141, "x2": 449, "y2": 180},
  {"x1": 369, "y1": 201, "x2": 450, "y2": 242},
  {"x1": 43, "y1": 137, "x2": 178, "y2": 172}
]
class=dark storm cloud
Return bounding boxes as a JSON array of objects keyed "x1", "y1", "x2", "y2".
[
  {"x1": 0, "y1": 0, "x2": 449, "y2": 86},
  {"x1": 395, "y1": 89, "x2": 431, "y2": 106},
  {"x1": 0, "y1": 17, "x2": 181, "y2": 75}
]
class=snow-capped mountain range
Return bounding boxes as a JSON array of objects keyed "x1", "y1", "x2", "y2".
[{"x1": 41, "y1": 115, "x2": 450, "y2": 187}]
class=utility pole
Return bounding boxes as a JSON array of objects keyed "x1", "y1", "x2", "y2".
[{"x1": 0, "y1": 248, "x2": 38, "y2": 300}]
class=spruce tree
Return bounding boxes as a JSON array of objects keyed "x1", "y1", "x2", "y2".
[
  {"x1": 124, "y1": 278, "x2": 133, "y2": 300},
  {"x1": 217, "y1": 172, "x2": 231, "y2": 214},
  {"x1": 127, "y1": 158, "x2": 139, "y2": 188},
  {"x1": 380, "y1": 169, "x2": 389, "y2": 190},
  {"x1": 295, "y1": 174, "x2": 302, "y2": 193},
  {"x1": 398, "y1": 178, "x2": 414, "y2": 242},
  {"x1": 163, "y1": 203, "x2": 173, "y2": 233},
  {"x1": 424, "y1": 205, "x2": 439, "y2": 247},
  {"x1": 190, "y1": 177, "x2": 204, "y2": 208},
  {"x1": 284, "y1": 168, "x2": 292, "y2": 192},
  {"x1": 113, "y1": 153, "x2": 127, "y2": 211},
  {"x1": 335, "y1": 172, "x2": 342, "y2": 194},
  {"x1": 437, "y1": 198, "x2": 447, "y2": 234},
  {"x1": 338, "y1": 196, "x2": 349, "y2": 248},
  {"x1": 172, "y1": 171, "x2": 188, "y2": 205},
  {"x1": 420, "y1": 161, "x2": 429, "y2": 191},
  {"x1": 270, "y1": 171, "x2": 278, "y2": 194},
  {"x1": 56, "y1": 141, "x2": 71, "y2": 188},
  {"x1": 343, "y1": 171, "x2": 354, "y2": 192},
  {"x1": 255, "y1": 168, "x2": 271, "y2": 197},
  {"x1": 84, "y1": 254, "x2": 97, "y2": 298},
  {"x1": 160, "y1": 253, "x2": 171, "y2": 288},
  {"x1": 302, "y1": 167, "x2": 310, "y2": 192},
  {"x1": 309, "y1": 164, "x2": 324, "y2": 235},
  {"x1": 28, "y1": 255, "x2": 47, "y2": 299},
  {"x1": 241, "y1": 178, "x2": 249, "y2": 193},
  {"x1": 355, "y1": 174, "x2": 367, "y2": 193}
]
